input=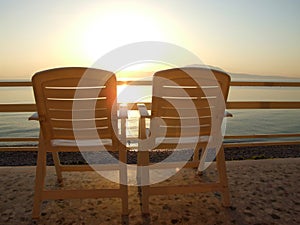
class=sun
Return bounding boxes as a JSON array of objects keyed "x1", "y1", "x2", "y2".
[{"x1": 80, "y1": 9, "x2": 167, "y2": 61}]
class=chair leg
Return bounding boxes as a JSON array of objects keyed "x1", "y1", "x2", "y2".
[
  {"x1": 52, "y1": 152, "x2": 63, "y2": 183},
  {"x1": 137, "y1": 150, "x2": 150, "y2": 215},
  {"x1": 216, "y1": 146, "x2": 230, "y2": 207},
  {"x1": 119, "y1": 164, "x2": 129, "y2": 215},
  {"x1": 198, "y1": 148, "x2": 208, "y2": 172},
  {"x1": 121, "y1": 184, "x2": 129, "y2": 215},
  {"x1": 136, "y1": 144, "x2": 143, "y2": 186},
  {"x1": 141, "y1": 185, "x2": 150, "y2": 215},
  {"x1": 119, "y1": 148, "x2": 128, "y2": 216},
  {"x1": 192, "y1": 147, "x2": 200, "y2": 162},
  {"x1": 32, "y1": 137, "x2": 47, "y2": 219},
  {"x1": 140, "y1": 162, "x2": 150, "y2": 214}
]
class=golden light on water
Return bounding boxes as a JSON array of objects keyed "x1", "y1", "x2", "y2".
[{"x1": 117, "y1": 83, "x2": 128, "y2": 96}]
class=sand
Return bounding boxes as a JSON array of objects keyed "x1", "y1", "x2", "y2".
[{"x1": 0, "y1": 158, "x2": 299, "y2": 225}]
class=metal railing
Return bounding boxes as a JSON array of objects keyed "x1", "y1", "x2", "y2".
[{"x1": 1, "y1": 80, "x2": 300, "y2": 151}]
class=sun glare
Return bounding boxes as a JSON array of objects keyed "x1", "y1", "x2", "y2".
[
  {"x1": 80, "y1": 9, "x2": 166, "y2": 61},
  {"x1": 115, "y1": 62, "x2": 173, "y2": 80}
]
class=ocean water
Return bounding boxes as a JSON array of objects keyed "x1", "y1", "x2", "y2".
[{"x1": 0, "y1": 83, "x2": 300, "y2": 146}]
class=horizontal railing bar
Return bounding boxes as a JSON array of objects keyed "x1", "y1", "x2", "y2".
[
  {"x1": 1, "y1": 134, "x2": 298, "y2": 141},
  {"x1": 0, "y1": 137, "x2": 38, "y2": 142},
  {"x1": 1, "y1": 101, "x2": 300, "y2": 112},
  {"x1": 126, "y1": 134, "x2": 300, "y2": 143},
  {"x1": 1, "y1": 141, "x2": 299, "y2": 151},
  {"x1": 0, "y1": 81, "x2": 32, "y2": 87},
  {"x1": 4, "y1": 134, "x2": 298, "y2": 144},
  {"x1": 224, "y1": 141, "x2": 300, "y2": 148},
  {"x1": 128, "y1": 102, "x2": 300, "y2": 109},
  {"x1": 0, "y1": 104, "x2": 36, "y2": 112},
  {"x1": 226, "y1": 101, "x2": 300, "y2": 109},
  {"x1": 0, "y1": 147, "x2": 38, "y2": 152},
  {"x1": 117, "y1": 80, "x2": 152, "y2": 85},
  {"x1": 1, "y1": 81, "x2": 300, "y2": 87},
  {"x1": 118, "y1": 81, "x2": 300, "y2": 87},
  {"x1": 230, "y1": 81, "x2": 300, "y2": 87},
  {"x1": 225, "y1": 133, "x2": 300, "y2": 139},
  {"x1": 0, "y1": 81, "x2": 153, "y2": 86}
]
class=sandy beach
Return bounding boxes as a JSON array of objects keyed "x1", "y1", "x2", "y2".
[{"x1": 0, "y1": 158, "x2": 299, "y2": 225}]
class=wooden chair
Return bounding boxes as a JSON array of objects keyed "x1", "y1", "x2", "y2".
[
  {"x1": 137, "y1": 67, "x2": 231, "y2": 215},
  {"x1": 30, "y1": 67, "x2": 128, "y2": 219}
]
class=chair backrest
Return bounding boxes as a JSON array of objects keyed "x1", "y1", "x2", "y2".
[
  {"x1": 32, "y1": 67, "x2": 120, "y2": 151},
  {"x1": 150, "y1": 67, "x2": 231, "y2": 150}
]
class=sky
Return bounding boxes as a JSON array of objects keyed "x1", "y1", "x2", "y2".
[{"x1": 1, "y1": 0, "x2": 300, "y2": 79}]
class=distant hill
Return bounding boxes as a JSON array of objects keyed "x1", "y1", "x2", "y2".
[{"x1": 183, "y1": 65, "x2": 300, "y2": 81}]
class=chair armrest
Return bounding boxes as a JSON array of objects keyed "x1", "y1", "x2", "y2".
[
  {"x1": 118, "y1": 104, "x2": 128, "y2": 119},
  {"x1": 137, "y1": 104, "x2": 151, "y2": 118},
  {"x1": 225, "y1": 111, "x2": 233, "y2": 117},
  {"x1": 137, "y1": 104, "x2": 150, "y2": 139},
  {"x1": 117, "y1": 104, "x2": 128, "y2": 144},
  {"x1": 28, "y1": 112, "x2": 39, "y2": 121}
]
